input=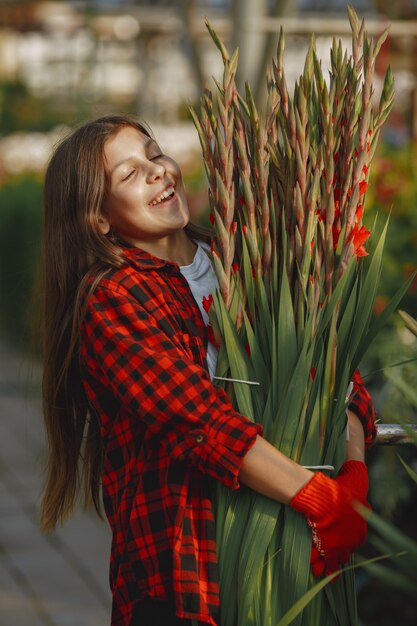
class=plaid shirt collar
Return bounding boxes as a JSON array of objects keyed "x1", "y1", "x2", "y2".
[{"x1": 120, "y1": 243, "x2": 172, "y2": 271}]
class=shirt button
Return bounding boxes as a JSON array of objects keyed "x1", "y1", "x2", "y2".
[{"x1": 194, "y1": 434, "x2": 204, "y2": 444}]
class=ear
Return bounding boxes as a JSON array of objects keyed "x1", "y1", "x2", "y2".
[{"x1": 98, "y1": 214, "x2": 110, "y2": 235}]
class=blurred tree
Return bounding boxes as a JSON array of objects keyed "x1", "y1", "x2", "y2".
[
  {"x1": 0, "y1": 175, "x2": 42, "y2": 348},
  {"x1": 0, "y1": 80, "x2": 73, "y2": 133},
  {"x1": 232, "y1": 0, "x2": 297, "y2": 102},
  {"x1": 373, "y1": 0, "x2": 417, "y2": 19},
  {"x1": 178, "y1": 0, "x2": 298, "y2": 106},
  {"x1": 180, "y1": 0, "x2": 206, "y2": 96}
]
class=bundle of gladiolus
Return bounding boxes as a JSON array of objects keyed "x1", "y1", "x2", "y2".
[{"x1": 191, "y1": 6, "x2": 407, "y2": 626}]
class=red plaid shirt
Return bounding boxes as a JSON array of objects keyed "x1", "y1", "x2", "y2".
[
  {"x1": 79, "y1": 246, "x2": 262, "y2": 626},
  {"x1": 79, "y1": 245, "x2": 377, "y2": 626}
]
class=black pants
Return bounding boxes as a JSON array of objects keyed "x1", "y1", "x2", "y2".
[{"x1": 132, "y1": 598, "x2": 193, "y2": 626}]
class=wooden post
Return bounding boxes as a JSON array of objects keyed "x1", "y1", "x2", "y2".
[{"x1": 375, "y1": 424, "x2": 417, "y2": 445}]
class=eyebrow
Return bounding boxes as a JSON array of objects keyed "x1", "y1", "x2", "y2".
[{"x1": 109, "y1": 137, "x2": 159, "y2": 174}]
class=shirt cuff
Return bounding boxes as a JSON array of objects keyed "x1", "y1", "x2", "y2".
[{"x1": 166, "y1": 418, "x2": 263, "y2": 490}]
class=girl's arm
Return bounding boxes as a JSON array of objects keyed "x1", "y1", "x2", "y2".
[
  {"x1": 238, "y1": 410, "x2": 365, "y2": 504},
  {"x1": 239, "y1": 410, "x2": 368, "y2": 576},
  {"x1": 239, "y1": 436, "x2": 313, "y2": 504},
  {"x1": 346, "y1": 409, "x2": 365, "y2": 462}
]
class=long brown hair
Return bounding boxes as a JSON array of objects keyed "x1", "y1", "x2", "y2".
[{"x1": 40, "y1": 114, "x2": 211, "y2": 532}]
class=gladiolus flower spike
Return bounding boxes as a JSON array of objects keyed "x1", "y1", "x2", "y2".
[{"x1": 190, "y1": 6, "x2": 395, "y2": 626}]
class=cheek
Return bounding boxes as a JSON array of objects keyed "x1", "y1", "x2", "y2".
[
  {"x1": 166, "y1": 157, "x2": 182, "y2": 180},
  {"x1": 107, "y1": 188, "x2": 141, "y2": 216},
  {"x1": 178, "y1": 182, "x2": 189, "y2": 208},
  {"x1": 173, "y1": 171, "x2": 186, "y2": 198}
]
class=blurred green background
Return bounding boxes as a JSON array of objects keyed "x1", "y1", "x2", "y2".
[{"x1": 0, "y1": 1, "x2": 416, "y2": 625}]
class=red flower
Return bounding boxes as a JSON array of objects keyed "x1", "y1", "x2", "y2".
[
  {"x1": 373, "y1": 295, "x2": 389, "y2": 315},
  {"x1": 202, "y1": 294, "x2": 214, "y2": 313},
  {"x1": 209, "y1": 212, "x2": 215, "y2": 225},
  {"x1": 363, "y1": 164, "x2": 368, "y2": 175},
  {"x1": 354, "y1": 148, "x2": 359, "y2": 158},
  {"x1": 310, "y1": 367, "x2": 316, "y2": 381},
  {"x1": 242, "y1": 225, "x2": 248, "y2": 235},
  {"x1": 352, "y1": 224, "x2": 371, "y2": 257},
  {"x1": 239, "y1": 196, "x2": 245, "y2": 207},
  {"x1": 232, "y1": 221, "x2": 237, "y2": 235},
  {"x1": 310, "y1": 240, "x2": 314, "y2": 254},
  {"x1": 207, "y1": 324, "x2": 220, "y2": 348},
  {"x1": 356, "y1": 203, "x2": 363, "y2": 222},
  {"x1": 353, "y1": 224, "x2": 370, "y2": 246},
  {"x1": 232, "y1": 262, "x2": 239, "y2": 274},
  {"x1": 359, "y1": 181, "x2": 368, "y2": 196},
  {"x1": 356, "y1": 245, "x2": 368, "y2": 257},
  {"x1": 309, "y1": 274, "x2": 314, "y2": 285}
]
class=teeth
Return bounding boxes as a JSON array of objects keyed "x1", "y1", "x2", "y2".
[{"x1": 150, "y1": 187, "x2": 175, "y2": 206}]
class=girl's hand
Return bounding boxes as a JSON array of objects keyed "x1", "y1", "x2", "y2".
[
  {"x1": 291, "y1": 410, "x2": 368, "y2": 577},
  {"x1": 239, "y1": 428, "x2": 369, "y2": 577},
  {"x1": 290, "y1": 461, "x2": 369, "y2": 576}
]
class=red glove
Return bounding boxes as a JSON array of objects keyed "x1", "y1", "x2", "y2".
[
  {"x1": 290, "y1": 461, "x2": 370, "y2": 576},
  {"x1": 336, "y1": 460, "x2": 369, "y2": 501},
  {"x1": 349, "y1": 370, "x2": 378, "y2": 447}
]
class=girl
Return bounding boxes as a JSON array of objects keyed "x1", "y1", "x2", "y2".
[{"x1": 40, "y1": 115, "x2": 376, "y2": 626}]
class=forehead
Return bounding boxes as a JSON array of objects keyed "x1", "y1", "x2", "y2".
[{"x1": 104, "y1": 126, "x2": 154, "y2": 169}]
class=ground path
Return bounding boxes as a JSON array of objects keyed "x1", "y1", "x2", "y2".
[{"x1": 0, "y1": 342, "x2": 112, "y2": 625}]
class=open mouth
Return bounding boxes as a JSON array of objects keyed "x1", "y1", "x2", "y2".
[{"x1": 149, "y1": 186, "x2": 176, "y2": 206}]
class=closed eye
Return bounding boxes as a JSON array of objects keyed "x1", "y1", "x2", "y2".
[
  {"x1": 150, "y1": 153, "x2": 163, "y2": 161},
  {"x1": 122, "y1": 169, "x2": 135, "y2": 181}
]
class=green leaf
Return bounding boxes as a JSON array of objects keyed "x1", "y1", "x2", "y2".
[
  {"x1": 362, "y1": 506, "x2": 417, "y2": 569},
  {"x1": 398, "y1": 455, "x2": 417, "y2": 486},
  {"x1": 213, "y1": 291, "x2": 255, "y2": 419},
  {"x1": 276, "y1": 262, "x2": 298, "y2": 397},
  {"x1": 359, "y1": 559, "x2": 417, "y2": 598},
  {"x1": 345, "y1": 221, "x2": 387, "y2": 366},
  {"x1": 276, "y1": 553, "x2": 397, "y2": 626},
  {"x1": 238, "y1": 497, "x2": 282, "y2": 620},
  {"x1": 315, "y1": 259, "x2": 355, "y2": 340},
  {"x1": 358, "y1": 269, "x2": 417, "y2": 364},
  {"x1": 275, "y1": 509, "x2": 312, "y2": 623},
  {"x1": 398, "y1": 309, "x2": 417, "y2": 337},
  {"x1": 205, "y1": 18, "x2": 229, "y2": 62},
  {"x1": 385, "y1": 369, "x2": 417, "y2": 408},
  {"x1": 216, "y1": 488, "x2": 251, "y2": 626}
]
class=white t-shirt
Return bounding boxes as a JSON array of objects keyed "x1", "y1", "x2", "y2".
[{"x1": 180, "y1": 243, "x2": 218, "y2": 380}]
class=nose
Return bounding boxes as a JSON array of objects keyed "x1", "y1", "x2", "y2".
[{"x1": 146, "y1": 159, "x2": 166, "y2": 182}]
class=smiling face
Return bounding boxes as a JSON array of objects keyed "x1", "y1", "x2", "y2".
[{"x1": 100, "y1": 126, "x2": 190, "y2": 253}]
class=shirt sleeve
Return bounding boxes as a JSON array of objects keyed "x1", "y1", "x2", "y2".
[
  {"x1": 348, "y1": 370, "x2": 378, "y2": 448},
  {"x1": 80, "y1": 282, "x2": 262, "y2": 490}
]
